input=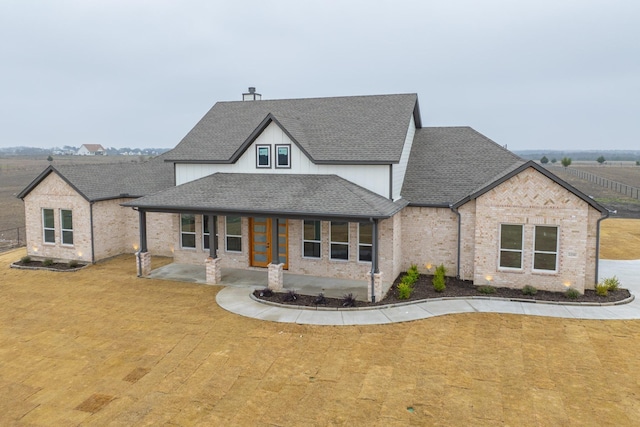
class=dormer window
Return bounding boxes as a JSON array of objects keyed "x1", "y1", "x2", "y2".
[
  {"x1": 256, "y1": 145, "x2": 271, "y2": 168},
  {"x1": 275, "y1": 144, "x2": 290, "y2": 168}
]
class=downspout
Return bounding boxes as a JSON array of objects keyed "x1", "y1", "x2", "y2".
[
  {"x1": 449, "y1": 205, "x2": 461, "y2": 279},
  {"x1": 89, "y1": 201, "x2": 95, "y2": 264},
  {"x1": 595, "y1": 210, "x2": 610, "y2": 285}
]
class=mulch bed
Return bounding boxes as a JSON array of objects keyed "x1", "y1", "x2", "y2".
[
  {"x1": 253, "y1": 274, "x2": 631, "y2": 308},
  {"x1": 11, "y1": 260, "x2": 87, "y2": 271}
]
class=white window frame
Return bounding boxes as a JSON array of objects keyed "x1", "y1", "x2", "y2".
[
  {"x1": 180, "y1": 214, "x2": 196, "y2": 249},
  {"x1": 42, "y1": 208, "x2": 55, "y2": 244},
  {"x1": 302, "y1": 220, "x2": 321, "y2": 259},
  {"x1": 330, "y1": 221, "x2": 349, "y2": 261},
  {"x1": 225, "y1": 216, "x2": 242, "y2": 253},
  {"x1": 498, "y1": 223, "x2": 523, "y2": 270},
  {"x1": 275, "y1": 144, "x2": 291, "y2": 169},
  {"x1": 532, "y1": 225, "x2": 559, "y2": 273},
  {"x1": 60, "y1": 209, "x2": 74, "y2": 246},
  {"x1": 256, "y1": 144, "x2": 271, "y2": 168},
  {"x1": 358, "y1": 222, "x2": 373, "y2": 263},
  {"x1": 202, "y1": 215, "x2": 210, "y2": 251}
]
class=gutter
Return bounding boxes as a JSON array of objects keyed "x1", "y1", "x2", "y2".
[
  {"x1": 595, "y1": 210, "x2": 610, "y2": 285},
  {"x1": 449, "y1": 204, "x2": 461, "y2": 279}
]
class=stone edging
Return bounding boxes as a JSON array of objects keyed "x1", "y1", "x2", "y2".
[
  {"x1": 9, "y1": 262, "x2": 89, "y2": 273},
  {"x1": 250, "y1": 292, "x2": 635, "y2": 312}
]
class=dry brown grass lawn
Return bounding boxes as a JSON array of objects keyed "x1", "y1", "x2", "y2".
[
  {"x1": 600, "y1": 218, "x2": 640, "y2": 260},
  {"x1": 1, "y1": 248, "x2": 640, "y2": 426}
]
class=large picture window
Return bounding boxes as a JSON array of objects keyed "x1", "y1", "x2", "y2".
[
  {"x1": 358, "y1": 222, "x2": 373, "y2": 262},
  {"x1": 180, "y1": 214, "x2": 196, "y2": 249},
  {"x1": 499, "y1": 224, "x2": 523, "y2": 269},
  {"x1": 533, "y1": 226, "x2": 558, "y2": 272},
  {"x1": 330, "y1": 221, "x2": 349, "y2": 260},
  {"x1": 303, "y1": 220, "x2": 321, "y2": 258},
  {"x1": 42, "y1": 208, "x2": 55, "y2": 243},
  {"x1": 60, "y1": 209, "x2": 73, "y2": 245},
  {"x1": 226, "y1": 216, "x2": 242, "y2": 252},
  {"x1": 256, "y1": 145, "x2": 271, "y2": 168},
  {"x1": 275, "y1": 144, "x2": 290, "y2": 168}
]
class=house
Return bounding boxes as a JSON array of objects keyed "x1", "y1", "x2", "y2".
[
  {"x1": 18, "y1": 90, "x2": 608, "y2": 301},
  {"x1": 76, "y1": 144, "x2": 106, "y2": 156}
]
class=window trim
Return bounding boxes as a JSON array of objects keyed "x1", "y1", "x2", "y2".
[
  {"x1": 256, "y1": 144, "x2": 271, "y2": 168},
  {"x1": 275, "y1": 144, "x2": 291, "y2": 169},
  {"x1": 532, "y1": 225, "x2": 559, "y2": 273},
  {"x1": 42, "y1": 208, "x2": 55, "y2": 244},
  {"x1": 225, "y1": 216, "x2": 242, "y2": 253},
  {"x1": 330, "y1": 221, "x2": 349, "y2": 261},
  {"x1": 302, "y1": 220, "x2": 321, "y2": 259},
  {"x1": 180, "y1": 214, "x2": 196, "y2": 249},
  {"x1": 498, "y1": 223, "x2": 523, "y2": 270},
  {"x1": 60, "y1": 209, "x2": 74, "y2": 246},
  {"x1": 357, "y1": 222, "x2": 373, "y2": 263}
]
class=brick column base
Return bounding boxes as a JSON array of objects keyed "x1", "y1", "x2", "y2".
[
  {"x1": 268, "y1": 263, "x2": 284, "y2": 291},
  {"x1": 205, "y1": 257, "x2": 222, "y2": 285},
  {"x1": 136, "y1": 251, "x2": 151, "y2": 277},
  {"x1": 367, "y1": 272, "x2": 383, "y2": 302}
]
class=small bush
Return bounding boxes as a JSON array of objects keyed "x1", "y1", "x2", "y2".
[
  {"x1": 314, "y1": 293, "x2": 327, "y2": 305},
  {"x1": 342, "y1": 293, "x2": 357, "y2": 307},
  {"x1": 435, "y1": 264, "x2": 447, "y2": 277},
  {"x1": 397, "y1": 282, "x2": 412, "y2": 299},
  {"x1": 42, "y1": 259, "x2": 54, "y2": 267},
  {"x1": 20, "y1": 256, "x2": 32, "y2": 264},
  {"x1": 283, "y1": 290, "x2": 299, "y2": 302},
  {"x1": 522, "y1": 285, "x2": 538, "y2": 296},
  {"x1": 259, "y1": 287, "x2": 273, "y2": 297},
  {"x1": 478, "y1": 285, "x2": 496, "y2": 295},
  {"x1": 595, "y1": 283, "x2": 609, "y2": 297},
  {"x1": 432, "y1": 263, "x2": 446, "y2": 292},
  {"x1": 68, "y1": 260, "x2": 79, "y2": 268},
  {"x1": 602, "y1": 276, "x2": 620, "y2": 292},
  {"x1": 565, "y1": 288, "x2": 580, "y2": 299}
]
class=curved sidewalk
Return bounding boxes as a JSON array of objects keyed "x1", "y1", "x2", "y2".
[{"x1": 216, "y1": 259, "x2": 640, "y2": 325}]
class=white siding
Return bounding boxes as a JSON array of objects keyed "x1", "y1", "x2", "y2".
[
  {"x1": 391, "y1": 114, "x2": 416, "y2": 200},
  {"x1": 175, "y1": 121, "x2": 390, "y2": 197}
]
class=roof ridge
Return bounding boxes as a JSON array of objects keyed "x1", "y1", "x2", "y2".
[{"x1": 215, "y1": 92, "x2": 418, "y2": 104}]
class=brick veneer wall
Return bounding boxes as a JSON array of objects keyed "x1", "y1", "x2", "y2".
[{"x1": 472, "y1": 167, "x2": 598, "y2": 293}]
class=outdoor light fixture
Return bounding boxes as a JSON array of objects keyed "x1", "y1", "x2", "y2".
[
  {"x1": 77, "y1": 251, "x2": 83, "y2": 257},
  {"x1": 425, "y1": 263, "x2": 432, "y2": 271},
  {"x1": 133, "y1": 243, "x2": 139, "y2": 251},
  {"x1": 32, "y1": 246, "x2": 38, "y2": 252},
  {"x1": 485, "y1": 275, "x2": 493, "y2": 283},
  {"x1": 563, "y1": 281, "x2": 571, "y2": 288}
]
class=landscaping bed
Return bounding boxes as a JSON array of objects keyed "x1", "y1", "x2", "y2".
[
  {"x1": 253, "y1": 273, "x2": 632, "y2": 308},
  {"x1": 11, "y1": 258, "x2": 87, "y2": 272}
]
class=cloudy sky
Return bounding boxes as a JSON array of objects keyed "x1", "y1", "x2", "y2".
[{"x1": 1, "y1": 0, "x2": 638, "y2": 151}]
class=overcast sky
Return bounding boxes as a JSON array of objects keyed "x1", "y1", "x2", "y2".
[{"x1": 1, "y1": 1, "x2": 638, "y2": 151}]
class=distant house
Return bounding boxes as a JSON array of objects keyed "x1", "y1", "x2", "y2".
[
  {"x1": 19, "y1": 89, "x2": 608, "y2": 301},
  {"x1": 76, "y1": 144, "x2": 106, "y2": 156}
]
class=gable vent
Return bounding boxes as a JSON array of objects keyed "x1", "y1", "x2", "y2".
[{"x1": 242, "y1": 87, "x2": 262, "y2": 101}]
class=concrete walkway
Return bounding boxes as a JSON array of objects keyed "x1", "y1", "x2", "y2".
[{"x1": 216, "y1": 259, "x2": 640, "y2": 325}]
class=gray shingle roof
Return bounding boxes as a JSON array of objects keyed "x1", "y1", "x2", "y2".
[
  {"x1": 163, "y1": 94, "x2": 419, "y2": 164},
  {"x1": 401, "y1": 127, "x2": 525, "y2": 205},
  {"x1": 123, "y1": 173, "x2": 407, "y2": 219},
  {"x1": 18, "y1": 156, "x2": 174, "y2": 202}
]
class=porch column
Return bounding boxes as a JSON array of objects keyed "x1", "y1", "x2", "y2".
[
  {"x1": 209, "y1": 214, "x2": 217, "y2": 258},
  {"x1": 367, "y1": 219, "x2": 382, "y2": 303},
  {"x1": 136, "y1": 209, "x2": 151, "y2": 277},
  {"x1": 268, "y1": 218, "x2": 284, "y2": 290}
]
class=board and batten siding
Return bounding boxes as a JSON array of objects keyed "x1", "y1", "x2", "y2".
[
  {"x1": 175, "y1": 121, "x2": 390, "y2": 197},
  {"x1": 391, "y1": 114, "x2": 416, "y2": 201}
]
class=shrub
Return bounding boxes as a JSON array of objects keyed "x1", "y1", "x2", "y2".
[
  {"x1": 522, "y1": 285, "x2": 538, "y2": 296},
  {"x1": 565, "y1": 288, "x2": 580, "y2": 299},
  {"x1": 42, "y1": 259, "x2": 54, "y2": 267},
  {"x1": 68, "y1": 260, "x2": 79, "y2": 268},
  {"x1": 314, "y1": 293, "x2": 327, "y2": 305},
  {"x1": 478, "y1": 285, "x2": 496, "y2": 295},
  {"x1": 595, "y1": 283, "x2": 609, "y2": 297},
  {"x1": 342, "y1": 293, "x2": 357, "y2": 307},
  {"x1": 602, "y1": 276, "x2": 620, "y2": 292},
  {"x1": 259, "y1": 287, "x2": 273, "y2": 297},
  {"x1": 432, "y1": 263, "x2": 446, "y2": 292},
  {"x1": 397, "y1": 282, "x2": 412, "y2": 299},
  {"x1": 540, "y1": 155, "x2": 548, "y2": 164},
  {"x1": 20, "y1": 256, "x2": 32, "y2": 264},
  {"x1": 283, "y1": 290, "x2": 298, "y2": 302}
]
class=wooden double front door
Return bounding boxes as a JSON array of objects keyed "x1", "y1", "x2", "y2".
[{"x1": 249, "y1": 217, "x2": 288, "y2": 269}]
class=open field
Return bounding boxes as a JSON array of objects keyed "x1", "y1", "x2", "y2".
[
  {"x1": 573, "y1": 165, "x2": 640, "y2": 189},
  {"x1": 1, "y1": 248, "x2": 640, "y2": 426}
]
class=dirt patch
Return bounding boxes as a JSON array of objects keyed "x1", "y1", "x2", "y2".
[
  {"x1": 255, "y1": 274, "x2": 631, "y2": 308},
  {"x1": 75, "y1": 394, "x2": 116, "y2": 414}
]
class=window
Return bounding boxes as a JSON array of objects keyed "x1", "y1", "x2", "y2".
[
  {"x1": 226, "y1": 216, "x2": 242, "y2": 252},
  {"x1": 180, "y1": 214, "x2": 196, "y2": 249},
  {"x1": 330, "y1": 221, "x2": 349, "y2": 260},
  {"x1": 203, "y1": 215, "x2": 210, "y2": 250},
  {"x1": 499, "y1": 224, "x2": 523, "y2": 269},
  {"x1": 303, "y1": 220, "x2": 321, "y2": 258},
  {"x1": 42, "y1": 208, "x2": 55, "y2": 243},
  {"x1": 533, "y1": 226, "x2": 558, "y2": 272},
  {"x1": 358, "y1": 223, "x2": 373, "y2": 262},
  {"x1": 275, "y1": 144, "x2": 290, "y2": 168},
  {"x1": 60, "y1": 209, "x2": 73, "y2": 245},
  {"x1": 256, "y1": 145, "x2": 271, "y2": 168}
]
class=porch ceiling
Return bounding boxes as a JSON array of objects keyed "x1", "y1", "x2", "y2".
[{"x1": 122, "y1": 173, "x2": 407, "y2": 220}]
